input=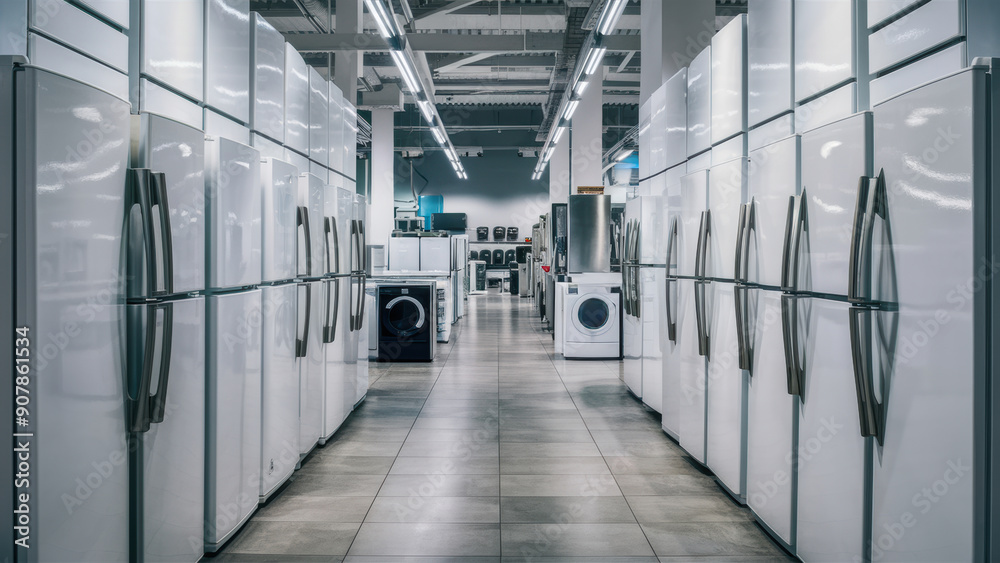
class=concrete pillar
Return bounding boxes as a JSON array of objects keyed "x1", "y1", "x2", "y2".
[
  {"x1": 641, "y1": 0, "x2": 715, "y2": 104},
  {"x1": 548, "y1": 140, "x2": 570, "y2": 204},
  {"x1": 570, "y1": 79, "x2": 604, "y2": 191},
  {"x1": 369, "y1": 108, "x2": 395, "y2": 248},
  {"x1": 335, "y1": 0, "x2": 363, "y2": 104}
]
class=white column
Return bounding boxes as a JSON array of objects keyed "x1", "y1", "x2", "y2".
[
  {"x1": 335, "y1": 0, "x2": 363, "y2": 103},
  {"x1": 369, "y1": 108, "x2": 395, "y2": 248},
  {"x1": 641, "y1": 0, "x2": 715, "y2": 104},
  {"x1": 548, "y1": 141, "x2": 570, "y2": 204},
  {"x1": 570, "y1": 79, "x2": 604, "y2": 191}
]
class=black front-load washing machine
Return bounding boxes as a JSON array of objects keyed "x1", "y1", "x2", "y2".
[{"x1": 377, "y1": 284, "x2": 436, "y2": 362}]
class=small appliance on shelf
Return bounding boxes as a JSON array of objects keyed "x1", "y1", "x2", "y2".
[
  {"x1": 476, "y1": 226, "x2": 489, "y2": 241},
  {"x1": 493, "y1": 226, "x2": 506, "y2": 241},
  {"x1": 506, "y1": 226, "x2": 519, "y2": 241}
]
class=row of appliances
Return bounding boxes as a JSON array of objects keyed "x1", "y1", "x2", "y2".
[
  {"x1": 629, "y1": 3, "x2": 1000, "y2": 562},
  {"x1": 0, "y1": 2, "x2": 368, "y2": 556}
]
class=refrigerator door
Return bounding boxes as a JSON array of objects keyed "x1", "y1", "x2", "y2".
[
  {"x1": 748, "y1": 0, "x2": 793, "y2": 127},
  {"x1": 251, "y1": 13, "x2": 284, "y2": 142},
  {"x1": 707, "y1": 157, "x2": 746, "y2": 281},
  {"x1": 639, "y1": 100, "x2": 651, "y2": 178},
  {"x1": 661, "y1": 275, "x2": 683, "y2": 439},
  {"x1": 205, "y1": 0, "x2": 250, "y2": 122},
  {"x1": 344, "y1": 275, "x2": 361, "y2": 413},
  {"x1": 389, "y1": 237, "x2": 420, "y2": 271},
  {"x1": 679, "y1": 170, "x2": 709, "y2": 278},
  {"x1": 283, "y1": 44, "x2": 309, "y2": 155},
  {"x1": 308, "y1": 66, "x2": 329, "y2": 168},
  {"x1": 300, "y1": 280, "x2": 325, "y2": 454},
  {"x1": 420, "y1": 237, "x2": 452, "y2": 272},
  {"x1": 799, "y1": 112, "x2": 870, "y2": 296},
  {"x1": 139, "y1": 0, "x2": 203, "y2": 100},
  {"x1": 705, "y1": 281, "x2": 745, "y2": 499},
  {"x1": 131, "y1": 113, "x2": 206, "y2": 295},
  {"x1": 868, "y1": 0, "x2": 962, "y2": 75},
  {"x1": 337, "y1": 187, "x2": 354, "y2": 274},
  {"x1": 329, "y1": 82, "x2": 344, "y2": 174},
  {"x1": 637, "y1": 196, "x2": 666, "y2": 265},
  {"x1": 711, "y1": 15, "x2": 747, "y2": 145},
  {"x1": 322, "y1": 178, "x2": 343, "y2": 276},
  {"x1": 746, "y1": 288, "x2": 795, "y2": 548},
  {"x1": 140, "y1": 297, "x2": 205, "y2": 563},
  {"x1": 299, "y1": 173, "x2": 325, "y2": 277},
  {"x1": 205, "y1": 290, "x2": 262, "y2": 549},
  {"x1": 678, "y1": 279, "x2": 707, "y2": 463},
  {"x1": 796, "y1": 297, "x2": 865, "y2": 563},
  {"x1": 687, "y1": 46, "x2": 712, "y2": 157},
  {"x1": 260, "y1": 284, "x2": 300, "y2": 499},
  {"x1": 321, "y1": 277, "x2": 346, "y2": 440},
  {"x1": 206, "y1": 137, "x2": 262, "y2": 289},
  {"x1": 14, "y1": 66, "x2": 130, "y2": 562},
  {"x1": 650, "y1": 84, "x2": 667, "y2": 173},
  {"x1": 868, "y1": 66, "x2": 981, "y2": 561},
  {"x1": 357, "y1": 279, "x2": 373, "y2": 403},
  {"x1": 261, "y1": 158, "x2": 299, "y2": 283},
  {"x1": 747, "y1": 135, "x2": 799, "y2": 288},
  {"x1": 794, "y1": 0, "x2": 855, "y2": 102},
  {"x1": 641, "y1": 267, "x2": 665, "y2": 412},
  {"x1": 664, "y1": 68, "x2": 688, "y2": 170}
]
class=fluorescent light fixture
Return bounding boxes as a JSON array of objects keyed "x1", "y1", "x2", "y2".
[
  {"x1": 542, "y1": 146, "x2": 555, "y2": 162},
  {"x1": 364, "y1": 0, "x2": 400, "y2": 40},
  {"x1": 430, "y1": 126, "x2": 445, "y2": 144},
  {"x1": 583, "y1": 46, "x2": 607, "y2": 75},
  {"x1": 417, "y1": 100, "x2": 434, "y2": 123},
  {"x1": 552, "y1": 126, "x2": 566, "y2": 145},
  {"x1": 562, "y1": 100, "x2": 580, "y2": 121},
  {"x1": 615, "y1": 149, "x2": 634, "y2": 162},
  {"x1": 575, "y1": 80, "x2": 589, "y2": 96},
  {"x1": 597, "y1": 0, "x2": 628, "y2": 36},
  {"x1": 390, "y1": 50, "x2": 422, "y2": 94}
]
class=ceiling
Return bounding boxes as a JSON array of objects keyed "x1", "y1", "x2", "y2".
[{"x1": 252, "y1": 0, "x2": 746, "y2": 149}]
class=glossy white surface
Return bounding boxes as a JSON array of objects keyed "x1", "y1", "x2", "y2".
[
  {"x1": 711, "y1": 134, "x2": 744, "y2": 165},
  {"x1": 868, "y1": 0, "x2": 923, "y2": 28},
  {"x1": 871, "y1": 67, "x2": 978, "y2": 561},
  {"x1": 639, "y1": 100, "x2": 651, "y2": 178},
  {"x1": 344, "y1": 103, "x2": 358, "y2": 179},
  {"x1": 794, "y1": 0, "x2": 854, "y2": 102},
  {"x1": 794, "y1": 82, "x2": 855, "y2": 134},
  {"x1": 796, "y1": 298, "x2": 865, "y2": 563},
  {"x1": 206, "y1": 0, "x2": 250, "y2": 122},
  {"x1": 799, "y1": 112, "x2": 869, "y2": 296},
  {"x1": 707, "y1": 157, "x2": 746, "y2": 281},
  {"x1": 421, "y1": 238, "x2": 451, "y2": 271},
  {"x1": 141, "y1": 297, "x2": 205, "y2": 563},
  {"x1": 299, "y1": 280, "x2": 324, "y2": 454},
  {"x1": 389, "y1": 237, "x2": 420, "y2": 271},
  {"x1": 285, "y1": 147, "x2": 311, "y2": 178},
  {"x1": 260, "y1": 284, "x2": 300, "y2": 498},
  {"x1": 284, "y1": 43, "x2": 310, "y2": 155},
  {"x1": 308, "y1": 66, "x2": 329, "y2": 167},
  {"x1": 870, "y1": 42, "x2": 966, "y2": 106},
  {"x1": 75, "y1": 0, "x2": 129, "y2": 28},
  {"x1": 641, "y1": 267, "x2": 665, "y2": 412},
  {"x1": 748, "y1": 0, "x2": 793, "y2": 127},
  {"x1": 131, "y1": 112, "x2": 206, "y2": 294},
  {"x1": 260, "y1": 159, "x2": 299, "y2": 282},
  {"x1": 206, "y1": 137, "x2": 262, "y2": 289},
  {"x1": 251, "y1": 12, "x2": 285, "y2": 141},
  {"x1": 705, "y1": 281, "x2": 745, "y2": 498},
  {"x1": 322, "y1": 276, "x2": 347, "y2": 438},
  {"x1": 27, "y1": 33, "x2": 128, "y2": 101},
  {"x1": 687, "y1": 46, "x2": 712, "y2": 157},
  {"x1": 661, "y1": 274, "x2": 682, "y2": 439},
  {"x1": 30, "y1": 0, "x2": 128, "y2": 71},
  {"x1": 869, "y1": 0, "x2": 962, "y2": 75},
  {"x1": 141, "y1": 0, "x2": 204, "y2": 100},
  {"x1": 140, "y1": 78, "x2": 203, "y2": 130},
  {"x1": 650, "y1": 83, "x2": 667, "y2": 174},
  {"x1": 252, "y1": 131, "x2": 285, "y2": 161},
  {"x1": 745, "y1": 288, "x2": 795, "y2": 546},
  {"x1": 749, "y1": 114, "x2": 794, "y2": 152},
  {"x1": 637, "y1": 196, "x2": 667, "y2": 265},
  {"x1": 205, "y1": 290, "x2": 262, "y2": 548},
  {"x1": 747, "y1": 135, "x2": 799, "y2": 288},
  {"x1": 329, "y1": 82, "x2": 345, "y2": 174},
  {"x1": 205, "y1": 109, "x2": 251, "y2": 145},
  {"x1": 26, "y1": 67, "x2": 130, "y2": 563},
  {"x1": 309, "y1": 160, "x2": 328, "y2": 182},
  {"x1": 711, "y1": 15, "x2": 747, "y2": 145},
  {"x1": 664, "y1": 68, "x2": 688, "y2": 169},
  {"x1": 677, "y1": 278, "x2": 706, "y2": 463},
  {"x1": 678, "y1": 170, "x2": 709, "y2": 277}
]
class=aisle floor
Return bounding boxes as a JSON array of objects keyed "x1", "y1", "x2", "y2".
[{"x1": 216, "y1": 292, "x2": 793, "y2": 562}]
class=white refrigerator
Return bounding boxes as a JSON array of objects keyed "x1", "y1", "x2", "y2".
[
  {"x1": 298, "y1": 173, "x2": 326, "y2": 457},
  {"x1": 622, "y1": 196, "x2": 665, "y2": 407},
  {"x1": 320, "y1": 176, "x2": 350, "y2": 444},
  {"x1": 259, "y1": 158, "x2": 302, "y2": 501},
  {"x1": 3, "y1": 59, "x2": 132, "y2": 563},
  {"x1": 350, "y1": 192, "x2": 370, "y2": 406},
  {"x1": 203, "y1": 136, "x2": 263, "y2": 552},
  {"x1": 129, "y1": 112, "x2": 209, "y2": 562}
]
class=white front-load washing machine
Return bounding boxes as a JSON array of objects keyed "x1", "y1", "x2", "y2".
[{"x1": 562, "y1": 283, "x2": 621, "y2": 359}]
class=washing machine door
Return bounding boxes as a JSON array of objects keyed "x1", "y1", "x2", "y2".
[
  {"x1": 572, "y1": 294, "x2": 616, "y2": 337},
  {"x1": 382, "y1": 295, "x2": 427, "y2": 337}
]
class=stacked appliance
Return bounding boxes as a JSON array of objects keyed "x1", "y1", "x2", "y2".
[
  {"x1": 377, "y1": 283, "x2": 437, "y2": 361},
  {"x1": 349, "y1": 192, "x2": 369, "y2": 407},
  {"x1": 450, "y1": 235, "x2": 468, "y2": 317},
  {"x1": 203, "y1": 135, "x2": 263, "y2": 552},
  {"x1": 259, "y1": 158, "x2": 302, "y2": 501},
  {"x1": 320, "y1": 179, "x2": 350, "y2": 445},
  {"x1": 388, "y1": 236, "x2": 420, "y2": 271},
  {"x1": 297, "y1": 173, "x2": 326, "y2": 459}
]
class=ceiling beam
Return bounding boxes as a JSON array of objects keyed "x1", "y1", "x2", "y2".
[
  {"x1": 285, "y1": 31, "x2": 640, "y2": 53},
  {"x1": 434, "y1": 52, "x2": 501, "y2": 73},
  {"x1": 414, "y1": 0, "x2": 483, "y2": 21}
]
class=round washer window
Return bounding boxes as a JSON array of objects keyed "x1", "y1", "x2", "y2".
[
  {"x1": 386, "y1": 300, "x2": 423, "y2": 336},
  {"x1": 578, "y1": 298, "x2": 610, "y2": 330}
]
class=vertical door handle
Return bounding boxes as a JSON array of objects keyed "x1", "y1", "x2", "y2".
[
  {"x1": 358, "y1": 276, "x2": 367, "y2": 327},
  {"x1": 324, "y1": 278, "x2": 340, "y2": 343},
  {"x1": 665, "y1": 216, "x2": 678, "y2": 275},
  {"x1": 148, "y1": 302, "x2": 174, "y2": 424},
  {"x1": 849, "y1": 306, "x2": 884, "y2": 444},
  {"x1": 781, "y1": 194, "x2": 799, "y2": 291},
  {"x1": 781, "y1": 294, "x2": 804, "y2": 396},
  {"x1": 125, "y1": 169, "x2": 158, "y2": 299},
  {"x1": 296, "y1": 283, "x2": 311, "y2": 357},
  {"x1": 359, "y1": 220, "x2": 367, "y2": 272},
  {"x1": 696, "y1": 211, "x2": 711, "y2": 279},
  {"x1": 349, "y1": 277, "x2": 358, "y2": 332},
  {"x1": 297, "y1": 206, "x2": 313, "y2": 277},
  {"x1": 849, "y1": 171, "x2": 889, "y2": 303},
  {"x1": 149, "y1": 172, "x2": 174, "y2": 294},
  {"x1": 694, "y1": 281, "x2": 710, "y2": 358},
  {"x1": 735, "y1": 286, "x2": 751, "y2": 372},
  {"x1": 665, "y1": 278, "x2": 677, "y2": 343},
  {"x1": 324, "y1": 216, "x2": 335, "y2": 274},
  {"x1": 129, "y1": 303, "x2": 157, "y2": 433},
  {"x1": 694, "y1": 213, "x2": 706, "y2": 278},
  {"x1": 735, "y1": 203, "x2": 748, "y2": 283},
  {"x1": 781, "y1": 191, "x2": 808, "y2": 291}
]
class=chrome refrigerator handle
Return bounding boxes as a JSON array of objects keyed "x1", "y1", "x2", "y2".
[
  {"x1": 781, "y1": 294, "x2": 804, "y2": 396},
  {"x1": 296, "y1": 283, "x2": 311, "y2": 357},
  {"x1": 297, "y1": 206, "x2": 313, "y2": 277},
  {"x1": 149, "y1": 172, "x2": 173, "y2": 295},
  {"x1": 148, "y1": 302, "x2": 174, "y2": 424},
  {"x1": 664, "y1": 217, "x2": 678, "y2": 342},
  {"x1": 781, "y1": 190, "x2": 808, "y2": 292},
  {"x1": 694, "y1": 280, "x2": 709, "y2": 358},
  {"x1": 850, "y1": 306, "x2": 884, "y2": 444},
  {"x1": 324, "y1": 278, "x2": 340, "y2": 344}
]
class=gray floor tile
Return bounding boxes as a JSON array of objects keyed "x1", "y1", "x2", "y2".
[
  {"x1": 500, "y1": 496, "x2": 637, "y2": 523},
  {"x1": 379, "y1": 474, "x2": 500, "y2": 497},
  {"x1": 500, "y1": 523, "x2": 655, "y2": 557},
  {"x1": 366, "y1": 496, "x2": 500, "y2": 523},
  {"x1": 625, "y1": 495, "x2": 752, "y2": 523},
  {"x1": 284, "y1": 473, "x2": 387, "y2": 497},
  {"x1": 345, "y1": 558, "x2": 500, "y2": 563},
  {"x1": 614, "y1": 474, "x2": 720, "y2": 496},
  {"x1": 349, "y1": 523, "x2": 501, "y2": 556},
  {"x1": 222, "y1": 521, "x2": 360, "y2": 555},
  {"x1": 299, "y1": 455, "x2": 397, "y2": 475},
  {"x1": 500, "y1": 474, "x2": 621, "y2": 497},
  {"x1": 398, "y1": 440, "x2": 500, "y2": 458},
  {"x1": 500, "y1": 456, "x2": 610, "y2": 475},
  {"x1": 254, "y1": 495, "x2": 374, "y2": 522},
  {"x1": 390, "y1": 455, "x2": 500, "y2": 475},
  {"x1": 499, "y1": 442, "x2": 602, "y2": 457},
  {"x1": 640, "y1": 522, "x2": 789, "y2": 557},
  {"x1": 499, "y1": 429, "x2": 594, "y2": 443}
]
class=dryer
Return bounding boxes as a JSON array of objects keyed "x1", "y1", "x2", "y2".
[
  {"x1": 562, "y1": 283, "x2": 622, "y2": 359},
  {"x1": 377, "y1": 283, "x2": 436, "y2": 362}
]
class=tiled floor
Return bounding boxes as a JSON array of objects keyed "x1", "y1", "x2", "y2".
[{"x1": 215, "y1": 291, "x2": 794, "y2": 562}]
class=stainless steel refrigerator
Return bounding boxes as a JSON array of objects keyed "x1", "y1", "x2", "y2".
[{"x1": 259, "y1": 158, "x2": 303, "y2": 501}]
